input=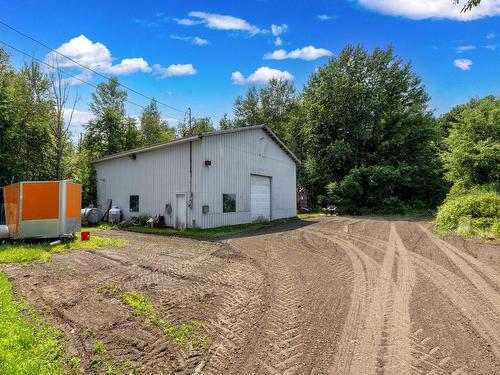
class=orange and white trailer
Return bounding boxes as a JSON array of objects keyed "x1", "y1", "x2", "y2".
[{"x1": 0, "y1": 180, "x2": 81, "y2": 240}]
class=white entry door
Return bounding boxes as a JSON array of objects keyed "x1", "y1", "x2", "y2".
[
  {"x1": 175, "y1": 193, "x2": 187, "y2": 229},
  {"x1": 251, "y1": 175, "x2": 271, "y2": 222}
]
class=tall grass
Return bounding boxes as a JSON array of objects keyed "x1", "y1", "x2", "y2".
[{"x1": 434, "y1": 190, "x2": 500, "y2": 238}]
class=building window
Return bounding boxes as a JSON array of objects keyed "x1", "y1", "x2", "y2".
[
  {"x1": 223, "y1": 194, "x2": 236, "y2": 213},
  {"x1": 129, "y1": 195, "x2": 139, "y2": 212}
]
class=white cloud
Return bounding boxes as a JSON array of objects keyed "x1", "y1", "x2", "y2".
[
  {"x1": 170, "y1": 35, "x2": 209, "y2": 46},
  {"x1": 170, "y1": 34, "x2": 192, "y2": 41},
  {"x1": 454, "y1": 58, "x2": 473, "y2": 70},
  {"x1": 193, "y1": 36, "x2": 209, "y2": 46},
  {"x1": 484, "y1": 44, "x2": 497, "y2": 50},
  {"x1": 271, "y1": 24, "x2": 288, "y2": 36},
  {"x1": 317, "y1": 14, "x2": 336, "y2": 21},
  {"x1": 60, "y1": 70, "x2": 93, "y2": 86},
  {"x1": 486, "y1": 33, "x2": 497, "y2": 39},
  {"x1": 231, "y1": 66, "x2": 294, "y2": 85},
  {"x1": 357, "y1": 0, "x2": 500, "y2": 21},
  {"x1": 153, "y1": 63, "x2": 197, "y2": 78},
  {"x1": 179, "y1": 11, "x2": 262, "y2": 35},
  {"x1": 47, "y1": 35, "x2": 152, "y2": 85},
  {"x1": 64, "y1": 108, "x2": 94, "y2": 126},
  {"x1": 106, "y1": 58, "x2": 152, "y2": 74},
  {"x1": 456, "y1": 45, "x2": 476, "y2": 53},
  {"x1": 271, "y1": 24, "x2": 287, "y2": 46},
  {"x1": 264, "y1": 46, "x2": 333, "y2": 61},
  {"x1": 175, "y1": 18, "x2": 203, "y2": 26}
]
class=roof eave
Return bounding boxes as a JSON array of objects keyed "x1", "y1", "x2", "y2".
[{"x1": 90, "y1": 135, "x2": 201, "y2": 164}]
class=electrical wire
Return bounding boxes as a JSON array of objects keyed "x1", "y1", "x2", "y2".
[
  {"x1": 0, "y1": 39, "x2": 185, "y2": 124},
  {"x1": 0, "y1": 19, "x2": 188, "y2": 115}
]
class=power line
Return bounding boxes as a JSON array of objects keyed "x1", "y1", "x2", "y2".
[
  {"x1": 0, "y1": 40, "x2": 145, "y2": 111},
  {"x1": 0, "y1": 39, "x2": 185, "y2": 124},
  {"x1": 0, "y1": 19, "x2": 187, "y2": 114}
]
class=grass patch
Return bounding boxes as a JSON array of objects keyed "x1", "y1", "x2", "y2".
[
  {"x1": 97, "y1": 283, "x2": 119, "y2": 297},
  {"x1": 93, "y1": 340, "x2": 107, "y2": 355},
  {"x1": 0, "y1": 272, "x2": 66, "y2": 374},
  {"x1": 162, "y1": 320, "x2": 210, "y2": 349},
  {"x1": 297, "y1": 212, "x2": 323, "y2": 219},
  {"x1": 118, "y1": 291, "x2": 155, "y2": 316},
  {"x1": 82, "y1": 223, "x2": 119, "y2": 233},
  {"x1": 125, "y1": 217, "x2": 299, "y2": 238},
  {"x1": 0, "y1": 236, "x2": 127, "y2": 264},
  {"x1": 0, "y1": 244, "x2": 52, "y2": 263},
  {"x1": 118, "y1": 290, "x2": 210, "y2": 349}
]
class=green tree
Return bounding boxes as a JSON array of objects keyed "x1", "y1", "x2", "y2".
[
  {"x1": 454, "y1": 0, "x2": 481, "y2": 11},
  {"x1": 178, "y1": 117, "x2": 215, "y2": 137},
  {"x1": 124, "y1": 117, "x2": 142, "y2": 150},
  {"x1": 303, "y1": 45, "x2": 446, "y2": 212},
  {"x1": 440, "y1": 96, "x2": 500, "y2": 189},
  {"x1": 83, "y1": 77, "x2": 128, "y2": 159},
  {"x1": 139, "y1": 99, "x2": 175, "y2": 146},
  {"x1": 233, "y1": 87, "x2": 262, "y2": 127},
  {"x1": 0, "y1": 50, "x2": 55, "y2": 185},
  {"x1": 230, "y1": 79, "x2": 298, "y2": 142},
  {"x1": 219, "y1": 113, "x2": 233, "y2": 130}
]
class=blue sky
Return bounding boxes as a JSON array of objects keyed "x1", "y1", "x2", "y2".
[{"x1": 1, "y1": 0, "x2": 499, "y2": 137}]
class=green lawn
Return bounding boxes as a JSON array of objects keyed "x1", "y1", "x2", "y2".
[
  {"x1": 0, "y1": 236, "x2": 127, "y2": 264},
  {"x1": 0, "y1": 273, "x2": 67, "y2": 375},
  {"x1": 124, "y1": 216, "x2": 300, "y2": 238}
]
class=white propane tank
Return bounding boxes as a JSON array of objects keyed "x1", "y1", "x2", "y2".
[
  {"x1": 0, "y1": 225, "x2": 9, "y2": 239},
  {"x1": 108, "y1": 206, "x2": 122, "y2": 224}
]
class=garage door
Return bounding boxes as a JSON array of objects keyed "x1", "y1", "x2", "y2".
[{"x1": 251, "y1": 175, "x2": 271, "y2": 222}]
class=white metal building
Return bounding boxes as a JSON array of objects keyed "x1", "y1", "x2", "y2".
[{"x1": 91, "y1": 125, "x2": 299, "y2": 229}]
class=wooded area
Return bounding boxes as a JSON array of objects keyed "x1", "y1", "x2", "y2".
[{"x1": 0, "y1": 45, "x2": 498, "y2": 237}]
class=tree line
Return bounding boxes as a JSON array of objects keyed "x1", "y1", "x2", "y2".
[{"x1": 0, "y1": 45, "x2": 498, "y2": 235}]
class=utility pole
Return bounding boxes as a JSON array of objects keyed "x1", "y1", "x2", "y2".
[{"x1": 188, "y1": 107, "x2": 193, "y2": 216}]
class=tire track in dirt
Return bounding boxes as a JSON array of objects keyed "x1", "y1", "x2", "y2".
[
  {"x1": 345, "y1": 225, "x2": 396, "y2": 375},
  {"x1": 385, "y1": 224, "x2": 416, "y2": 375},
  {"x1": 296, "y1": 232, "x2": 356, "y2": 374},
  {"x1": 418, "y1": 224, "x2": 500, "y2": 301},
  {"x1": 333, "y1": 223, "x2": 416, "y2": 375},
  {"x1": 228, "y1": 236, "x2": 306, "y2": 375},
  {"x1": 341, "y1": 225, "x2": 500, "y2": 370},
  {"x1": 201, "y1": 268, "x2": 265, "y2": 374},
  {"x1": 410, "y1": 252, "x2": 500, "y2": 359},
  {"x1": 86, "y1": 246, "x2": 267, "y2": 373},
  {"x1": 305, "y1": 222, "x2": 417, "y2": 375},
  {"x1": 301, "y1": 228, "x2": 380, "y2": 375}
]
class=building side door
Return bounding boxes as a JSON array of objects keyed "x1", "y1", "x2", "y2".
[
  {"x1": 175, "y1": 193, "x2": 187, "y2": 230},
  {"x1": 251, "y1": 175, "x2": 271, "y2": 222}
]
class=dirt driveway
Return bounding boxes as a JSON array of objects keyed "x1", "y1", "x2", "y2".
[{"x1": 2, "y1": 217, "x2": 500, "y2": 374}]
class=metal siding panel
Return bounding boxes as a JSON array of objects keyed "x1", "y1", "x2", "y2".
[
  {"x1": 94, "y1": 141, "x2": 199, "y2": 228},
  {"x1": 200, "y1": 128, "x2": 296, "y2": 228},
  {"x1": 94, "y1": 128, "x2": 296, "y2": 230}
]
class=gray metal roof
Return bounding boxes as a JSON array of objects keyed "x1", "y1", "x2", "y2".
[{"x1": 90, "y1": 125, "x2": 300, "y2": 164}]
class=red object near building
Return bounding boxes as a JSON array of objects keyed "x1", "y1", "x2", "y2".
[
  {"x1": 296, "y1": 189, "x2": 310, "y2": 213},
  {"x1": 81, "y1": 231, "x2": 90, "y2": 241}
]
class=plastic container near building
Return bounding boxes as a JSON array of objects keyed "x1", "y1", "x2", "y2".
[{"x1": 0, "y1": 180, "x2": 81, "y2": 240}]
